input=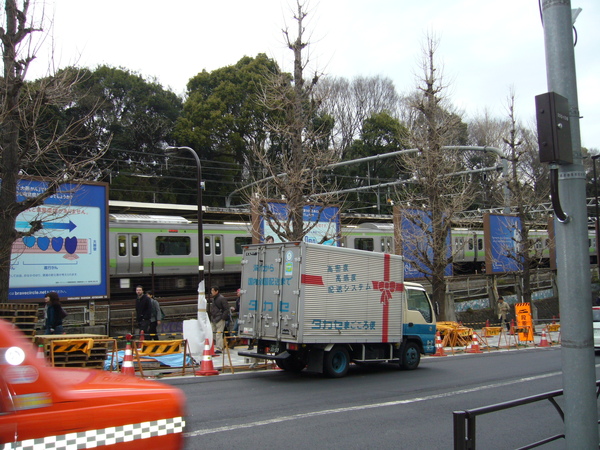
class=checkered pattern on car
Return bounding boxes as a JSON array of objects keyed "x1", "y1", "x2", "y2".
[{"x1": 1, "y1": 416, "x2": 185, "y2": 449}]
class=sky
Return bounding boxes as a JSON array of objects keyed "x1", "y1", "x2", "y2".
[{"x1": 23, "y1": 0, "x2": 600, "y2": 150}]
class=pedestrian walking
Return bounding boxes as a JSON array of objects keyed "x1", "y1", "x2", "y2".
[
  {"x1": 44, "y1": 291, "x2": 66, "y2": 335},
  {"x1": 497, "y1": 297, "x2": 511, "y2": 331},
  {"x1": 210, "y1": 286, "x2": 229, "y2": 353},
  {"x1": 135, "y1": 285, "x2": 151, "y2": 336},
  {"x1": 147, "y1": 290, "x2": 164, "y2": 340}
]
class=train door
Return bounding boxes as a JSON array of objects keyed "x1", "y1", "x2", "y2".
[
  {"x1": 454, "y1": 236, "x2": 465, "y2": 261},
  {"x1": 204, "y1": 235, "x2": 224, "y2": 271},
  {"x1": 115, "y1": 233, "x2": 142, "y2": 274}
]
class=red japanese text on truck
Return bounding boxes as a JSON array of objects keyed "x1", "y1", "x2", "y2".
[{"x1": 238, "y1": 242, "x2": 436, "y2": 377}]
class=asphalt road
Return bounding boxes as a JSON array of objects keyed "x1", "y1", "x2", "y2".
[{"x1": 162, "y1": 348, "x2": 600, "y2": 450}]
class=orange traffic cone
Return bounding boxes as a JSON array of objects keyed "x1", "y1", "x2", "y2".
[
  {"x1": 466, "y1": 333, "x2": 483, "y2": 354},
  {"x1": 432, "y1": 331, "x2": 446, "y2": 357},
  {"x1": 538, "y1": 328, "x2": 551, "y2": 347},
  {"x1": 198, "y1": 339, "x2": 219, "y2": 376},
  {"x1": 37, "y1": 344, "x2": 46, "y2": 363},
  {"x1": 485, "y1": 319, "x2": 490, "y2": 328},
  {"x1": 122, "y1": 341, "x2": 135, "y2": 376}
]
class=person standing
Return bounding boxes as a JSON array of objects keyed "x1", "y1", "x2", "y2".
[
  {"x1": 210, "y1": 286, "x2": 229, "y2": 354},
  {"x1": 147, "y1": 290, "x2": 163, "y2": 340},
  {"x1": 497, "y1": 297, "x2": 511, "y2": 331},
  {"x1": 44, "y1": 291, "x2": 66, "y2": 335},
  {"x1": 135, "y1": 285, "x2": 151, "y2": 337}
]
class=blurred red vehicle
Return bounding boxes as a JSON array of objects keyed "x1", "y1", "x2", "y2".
[{"x1": 0, "y1": 319, "x2": 186, "y2": 449}]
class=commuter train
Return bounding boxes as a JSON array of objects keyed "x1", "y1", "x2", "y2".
[{"x1": 108, "y1": 214, "x2": 597, "y2": 296}]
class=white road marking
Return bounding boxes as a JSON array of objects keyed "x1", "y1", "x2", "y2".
[{"x1": 185, "y1": 370, "x2": 567, "y2": 437}]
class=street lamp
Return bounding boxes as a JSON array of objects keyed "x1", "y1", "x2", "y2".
[
  {"x1": 592, "y1": 155, "x2": 600, "y2": 269},
  {"x1": 166, "y1": 146, "x2": 204, "y2": 285}
]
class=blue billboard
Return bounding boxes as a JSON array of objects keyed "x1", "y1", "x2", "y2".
[
  {"x1": 398, "y1": 209, "x2": 452, "y2": 279},
  {"x1": 259, "y1": 202, "x2": 340, "y2": 245},
  {"x1": 9, "y1": 179, "x2": 108, "y2": 301},
  {"x1": 483, "y1": 213, "x2": 523, "y2": 273}
]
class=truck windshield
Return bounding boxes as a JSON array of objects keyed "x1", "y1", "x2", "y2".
[{"x1": 407, "y1": 289, "x2": 433, "y2": 323}]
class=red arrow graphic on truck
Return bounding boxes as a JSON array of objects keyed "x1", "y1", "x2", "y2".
[{"x1": 372, "y1": 253, "x2": 404, "y2": 342}]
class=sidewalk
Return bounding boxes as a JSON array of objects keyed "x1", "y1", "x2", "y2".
[{"x1": 143, "y1": 324, "x2": 561, "y2": 379}]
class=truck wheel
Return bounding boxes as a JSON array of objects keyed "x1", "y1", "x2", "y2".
[
  {"x1": 323, "y1": 346, "x2": 350, "y2": 378},
  {"x1": 399, "y1": 342, "x2": 420, "y2": 370}
]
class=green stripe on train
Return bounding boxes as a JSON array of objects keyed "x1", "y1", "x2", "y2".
[{"x1": 109, "y1": 256, "x2": 243, "y2": 268}]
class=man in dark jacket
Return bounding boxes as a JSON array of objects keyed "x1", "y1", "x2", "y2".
[
  {"x1": 210, "y1": 286, "x2": 229, "y2": 353},
  {"x1": 135, "y1": 285, "x2": 151, "y2": 336}
]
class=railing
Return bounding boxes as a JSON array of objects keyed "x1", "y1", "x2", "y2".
[{"x1": 453, "y1": 380, "x2": 600, "y2": 449}]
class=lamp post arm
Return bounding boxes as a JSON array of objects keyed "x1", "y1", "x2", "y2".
[{"x1": 166, "y1": 146, "x2": 204, "y2": 283}]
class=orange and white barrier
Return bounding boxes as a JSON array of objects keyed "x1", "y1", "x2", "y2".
[
  {"x1": 432, "y1": 331, "x2": 446, "y2": 357},
  {"x1": 198, "y1": 339, "x2": 219, "y2": 376},
  {"x1": 36, "y1": 344, "x2": 46, "y2": 363},
  {"x1": 466, "y1": 333, "x2": 483, "y2": 354},
  {"x1": 538, "y1": 328, "x2": 551, "y2": 347},
  {"x1": 122, "y1": 341, "x2": 135, "y2": 376}
]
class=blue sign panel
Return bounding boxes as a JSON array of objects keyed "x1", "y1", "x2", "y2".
[
  {"x1": 484, "y1": 213, "x2": 523, "y2": 273},
  {"x1": 399, "y1": 209, "x2": 452, "y2": 279},
  {"x1": 260, "y1": 203, "x2": 340, "y2": 245},
  {"x1": 9, "y1": 180, "x2": 108, "y2": 300}
]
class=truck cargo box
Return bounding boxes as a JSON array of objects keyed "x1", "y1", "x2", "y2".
[{"x1": 240, "y1": 242, "x2": 408, "y2": 344}]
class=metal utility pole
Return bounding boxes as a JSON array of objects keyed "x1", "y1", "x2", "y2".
[{"x1": 540, "y1": 1, "x2": 598, "y2": 447}]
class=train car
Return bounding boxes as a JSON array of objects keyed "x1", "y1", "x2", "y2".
[
  {"x1": 107, "y1": 215, "x2": 596, "y2": 298},
  {"x1": 342, "y1": 222, "x2": 596, "y2": 273},
  {"x1": 109, "y1": 214, "x2": 251, "y2": 296},
  {"x1": 340, "y1": 222, "x2": 394, "y2": 253}
]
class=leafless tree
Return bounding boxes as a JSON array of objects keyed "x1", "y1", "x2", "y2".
[
  {"x1": 244, "y1": 0, "x2": 342, "y2": 243},
  {"x1": 0, "y1": 0, "x2": 105, "y2": 302},
  {"x1": 318, "y1": 75, "x2": 400, "y2": 156},
  {"x1": 393, "y1": 36, "x2": 475, "y2": 321}
]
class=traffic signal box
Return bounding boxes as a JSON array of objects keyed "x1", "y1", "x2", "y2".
[{"x1": 535, "y1": 91, "x2": 573, "y2": 165}]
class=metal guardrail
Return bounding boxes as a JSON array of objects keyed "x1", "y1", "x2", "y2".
[{"x1": 453, "y1": 380, "x2": 600, "y2": 449}]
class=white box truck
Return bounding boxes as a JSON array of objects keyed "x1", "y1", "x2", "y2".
[{"x1": 237, "y1": 242, "x2": 436, "y2": 377}]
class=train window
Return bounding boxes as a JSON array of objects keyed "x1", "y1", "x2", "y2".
[
  {"x1": 468, "y1": 238, "x2": 473, "y2": 250},
  {"x1": 215, "y1": 236, "x2": 222, "y2": 255},
  {"x1": 204, "y1": 237, "x2": 211, "y2": 256},
  {"x1": 234, "y1": 237, "x2": 252, "y2": 254},
  {"x1": 478, "y1": 239, "x2": 483, "y2": 251},
  {"x1": 131, "y1": 235, "x2": 140, "y2": 256},
  {"x1": 407, "y1": 289, "x2": 433, "y2": 323},
  {"x1": 118, "y1": 235, "x2": 127, "y2": 257},
  {"x1": 155, "y1": 236, "x2": 191, "y2": 255},
  {"x1": 355, "y1": 238, "x2": 374, "y2": 252}
]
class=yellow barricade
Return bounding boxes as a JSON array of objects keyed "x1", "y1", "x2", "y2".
[
  {"x1": 51, "y1": 339, "x2": 94, "y2": 356},
  {"x1": 483, "y1": 326, "x2": 502, "y2": 337},
  {"x1": 547, "y1": 324, "x2": 561, "y2": 332},
  {"x1": 136, "y1": 340, "x2": 185, "y2": 356}
]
